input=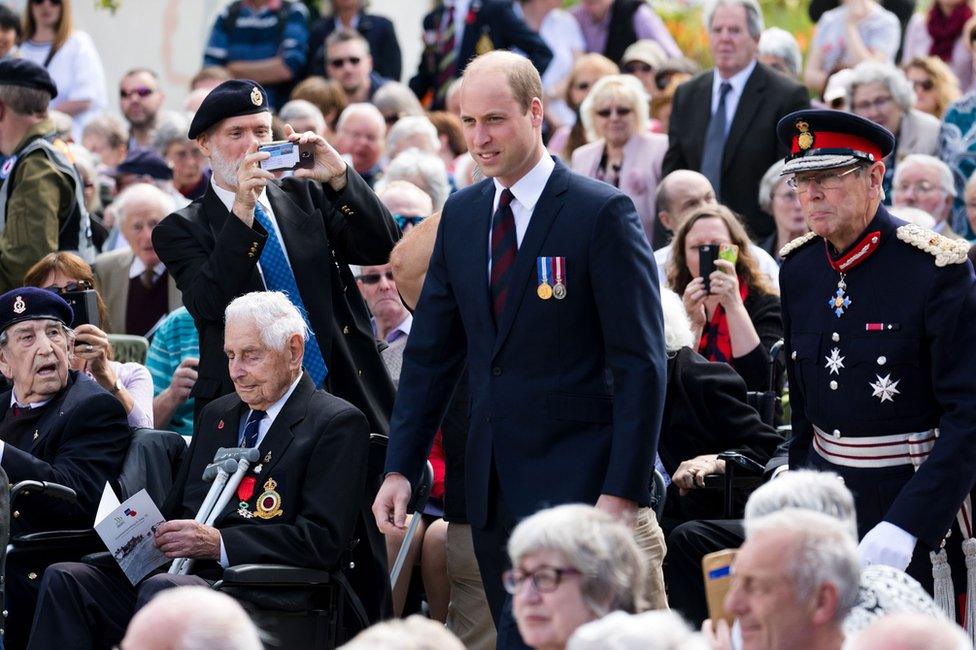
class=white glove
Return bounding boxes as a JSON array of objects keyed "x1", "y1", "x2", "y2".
[{"x1": 858, "y1": 521, "x2": 917, "y2": 571}]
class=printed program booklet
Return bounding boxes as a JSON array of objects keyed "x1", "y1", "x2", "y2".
[{"x1": 93, "y1": 483, "x2": 168, "y2": 585}]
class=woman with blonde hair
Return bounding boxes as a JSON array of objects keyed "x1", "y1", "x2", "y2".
[
  {"x1": 902, "y1": 56, "x2": 962, "y2": 118},
  {"x1": 666, "y1": 204, "x2": 782, "y2": 391},
  {"x1": 547, "y1": 53, "x2": 619, "y2": 161}
]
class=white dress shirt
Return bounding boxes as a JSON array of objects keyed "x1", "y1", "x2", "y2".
[
  {"x1": 129, "y1": 257, "x2": 166, "y2": 282},
  {"x1": 710, "y1": 59, "x2": 757, "y2": 136},
  {"x1": 218, "y1": 373, "x2": 302, "y2": 567},
  {"x1": 487, "y1": 154, "x2": 556, "y2": 278},
  {"x1": 211, "y1": 179, "x2": 296, "y2": 278}
]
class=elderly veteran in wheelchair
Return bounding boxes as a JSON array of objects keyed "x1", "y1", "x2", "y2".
[
  {"x1": 0, "y1": 287, "x2": 130, "y2": 649},
  {"x1": 28, "y1": 291, "x2": 372, "y2": 649}
]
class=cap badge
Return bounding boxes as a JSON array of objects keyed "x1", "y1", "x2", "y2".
[
  {"x1": 12, "y1": 295, "x2": 25, "y2": 314},
  {"x1": 250, "y1": 87, "x2": 263, "y2": 107},
  {"x1": 796, "y1": 120, "x2": 814, "y2": 150}
]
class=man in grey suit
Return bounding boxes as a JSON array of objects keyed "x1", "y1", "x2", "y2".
[{"x1": 94, "y1": 183, "x2": 182, "y2": 336}]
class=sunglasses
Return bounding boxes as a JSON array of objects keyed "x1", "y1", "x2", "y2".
[
  {"x1": 120, "y1": 87, "x2": 154, "y2": 100},
  {"x1": 357, "y1": 271, "x2": 394, "y2": 285},
  {"x1": 623, "y1": 62, "x2": 653, "y2": 74},
  {"x1": 596, "y1": 106, "x2": 633, "y2": 118},
  {"x1": 329, "y1": 56, "x2": 362, "y2": 68},
  {"x1": 31, "y1": 0, "x2": 61, "y2": 5},
  {"x1": 393, "y1": 214, "x2": 425, "y2": 229},
  {"x1": 43, "y1": 280, "x2": 92, "y2": 295},
  {"x1": 912, "y1": 78, "x2": 935, "y2": 92},
  {"x1": 573, "y1": 81, "x2": 591, "y2": 92},
  {"x1": 655, "y1": 71, "x2": 676, "y2": 91}
]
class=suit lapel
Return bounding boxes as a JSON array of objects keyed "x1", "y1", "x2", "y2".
[
  {"x1": 492, "y1": 162, "x2": 569, "y2": 356},
  {"x1": 722, "y1": 64, "x2": 767, "y2": 171},
  {"x1": 469, "y1": 180, "x2": 495, "y2": 335}
]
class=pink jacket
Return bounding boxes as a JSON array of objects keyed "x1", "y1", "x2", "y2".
[{"x1": 571, "y1": 132, "x2": 668, "y2": 246}]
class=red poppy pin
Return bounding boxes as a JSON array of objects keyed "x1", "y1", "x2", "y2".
[
  {"x1": 218, "y1": 420, "x2": 224, "y2": 430},
  {"x1": 466, "y1": 8, "x2": 476, "y2": 25},
  {"x1": 237, "y1": 475, "x2": 257, "y2": 502}
]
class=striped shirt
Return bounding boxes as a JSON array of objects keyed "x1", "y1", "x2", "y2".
[{"x1": 146, "y1": 307, "x2": 200, "y2": 437}]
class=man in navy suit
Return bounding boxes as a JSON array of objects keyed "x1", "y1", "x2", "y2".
[{"x1": 374, "y1": 51, "x2": 666, "y2": 648}]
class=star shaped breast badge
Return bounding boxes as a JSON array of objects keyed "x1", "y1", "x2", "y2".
[
  {"x1": 870, "y1": 374, "x2": 900, "y2": 403},
  {"x1": 825, "y1": 348, "x2": 845, "y2": 375}
]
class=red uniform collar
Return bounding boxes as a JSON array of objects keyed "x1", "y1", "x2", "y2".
[{"x1": 825, "y1": 230, "x2": 881, "y2": 273}]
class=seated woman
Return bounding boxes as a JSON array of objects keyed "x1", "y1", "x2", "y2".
[
  {"x1": 757, "y1": 159, "x2": 809, "y2": 264},
  {"x1": 657, "y1": 287, "x2": 781, "y2": 526},
  {"x1": 572, "y1": 74, "x2": 668, "y2": 248},
  {"x1": 24, "y1": 252, "x2": 154, "y2": 429},
  {"x1": 507, "y1": 504, "x2": 647, "y2": 650},
  {"x1": 666, "y1": 204, "x2": 783, "y2": 392}
]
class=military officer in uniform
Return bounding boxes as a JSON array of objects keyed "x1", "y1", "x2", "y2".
[{"x1": 778, "y1": 109, "x2": 976, "y2": 600}]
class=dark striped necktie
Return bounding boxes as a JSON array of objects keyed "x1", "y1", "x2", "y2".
[{"x1": 490, "y1": 188, "x2": 517, "y2": 321}]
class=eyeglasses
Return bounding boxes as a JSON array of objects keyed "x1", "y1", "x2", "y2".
[
  {"x1": 329, "y1": 56, "x2": 362, "y2": 68},
  {"x1": 31, "y1": 0, "x2": 61, "y2": 5},
  {"x1": 786, "y1": 166, "x2": 861, "y2": 193},
  {"x1": 120, "y1": 87, "x2": 155, "y2": 100},
  {"x1": 573, "y1": 81, "x2": 592, "y2": 92},
  {"x1": 43, "y1": 280, "x2": 93, "y2": 295},
  {"x1": 393, "y1": 214, "x2": 425, "y2": 229},
  {"x1": 596, "y1": 106, "x2": 633, "y2": 118},
  {"x1": 911, "y1": 79, "x2": 935, "y2": 92},
  {"x1": 623, "y1": 62, "x2": 653, "y2": 74},
  {"x1": 357, "y1": 271, "x2": 394, "y2": 285},
  {"x1": 502, "y1": 566, "x2": 581, "y2": 595},
  {"x1": 851, "y1": 95, "x2": 893, "y2": 113},
  {"x1": 655, "y1": 71, "x2": 676, "y2": 91},
  {"x1": 894, "y1": 180, "x2": 940, "y2": 194},
  {"x1": 772, "y1": 189, "x2": 799, "y2": 202}
]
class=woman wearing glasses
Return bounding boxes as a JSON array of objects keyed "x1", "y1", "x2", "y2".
[
  {"x1": 23, "y1": 252, "x2": 154, "y2": 429},
  {"x1": 902, "y1": 56, "x2": 962, "y2": 118},
  {"x1": 903, "y1": 0, "x2": 975, "y2": 94},
  {"x1": 571, "y1": 75, "x2": 667, "y2": 248},
  {"x1": 20, "y1": 0, "x2": 106, "y2": 141},
  {"x1": 547, "y1": 54, "x2": 618, "y2": 161},
  {"x1": 758, "y1": 159, "x2": 810, "y2": 264},
  {"x1": 506, "y1": 504, "x2": 649, "y2": 650}
]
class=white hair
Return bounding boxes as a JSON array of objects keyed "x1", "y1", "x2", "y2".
[
  {"x1": 846, "y1": 61, "x2": 915, "y2": 113},
  {"x1": 386, "y1": 115, "x2": 440, "y2": 158},
  {"x1": 377, "y1": 148, "x2": 450, "y2": 210},
  {"x1": 508, "y1": 504, "x2": 647, "y2": 617},
  {"x1": 280, "y1": 99, "x2": 326, "y2": 134},
  {"x1": 153, "y1": 111, "x2": 193, "y2": 154},
  {"x1": 579, "y1": 74, "x2": 650, "y2": 143},
  {"x1": 893, "y1": 153, "x2": 956, "y2": 197},
  {"x1": 745, "y1": 509, "x2": 861, "y2": 623},
  {"x1": 336, "y1": 102, "x2": 387, "y2": 135},
  {"x1": 843, "y1": 612, "x2": 972, "y2": 650},
  {"x1": 888, "y1": 205, "x2": 937, "y2": 229},
  {"x1": 339, "y1": 615, "x2": 465, "y2": 649},
  {"x1": 131, "y1": 586, "x2": 263, "y2": 650},
  {"x1": 745, "y1": 469, "x2": 858, "y2": 539},
  {"x1": 371, "y1": 81, "x2": 425, "y2": 120},
  {"x1": 224, "y1": 291, "x2": 310, "y2": 351},
  {"x1": 660, "y1": 287, "x2": 694, "y2": 353},
  {"x1": 758, "y1": 159, "x2": 789, "y2": 214},
  {"x1": 568, "y1": 610, "x2": 710, "y2": 650},
  {"x1": 377, "y1": 179, "x2": 434, "y2": 215},
  {"x1": 758, "y1": 27, "x2": 802, "y2": 77},
  {"x1": 703, "y1": 0, "x2": 764, "y2": 39},
  {"x1": 113, "y1": 182, "x2": 177, "y2": 229}
]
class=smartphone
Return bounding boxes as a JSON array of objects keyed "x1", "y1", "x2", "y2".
[
  {"x1": 61, "y1": 289, "x2": 100, "y2": 328},
  {"x1": 698, "y1": 244, "x2": 719, "y2": 293},
  {"x1": 718, "y1": 243, "x2": 739, "y2": 267},
  {"x1": 258, "y1": 140, "x2": 314, "y2": 172},
  {"x1": 703, "y1": 549, "x2": 738, "y2": 624}
]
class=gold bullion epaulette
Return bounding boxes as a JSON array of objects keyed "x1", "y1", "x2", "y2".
[
  {"x1": 895, "y1": 224, "x2": 970, "y2": 267},
  {"x1": 779, "y1": 231, "x2": 819, "y2": 259}
]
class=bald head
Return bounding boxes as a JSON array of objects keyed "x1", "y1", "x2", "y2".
[
  {"x1": 847, "y1": 613, "x2": 970, "y2": 650},
  {"x1": 656, "y1": 170, "x2": 717, "y2": 233}
]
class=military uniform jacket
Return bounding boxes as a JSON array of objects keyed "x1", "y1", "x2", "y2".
[
  {"x1": 782, "y1": 206, "x2": 976, "y2": 549},
  {"x1": 152, "y1": 171, "x2": 400, "y2": 434}
]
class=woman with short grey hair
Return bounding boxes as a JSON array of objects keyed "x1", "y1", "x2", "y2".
[
  {"x1": 758, "y1": 27, "x2": 802, "y2": 79},
  {"x1": 378, "y1": 148, "x2": 450, "y2": 210},
  {"x1": 507, "y1": 504, "x2": 648, "y2": 650},
  {"x1": 757, "y1": 159, "x2": 807, "y2": 263},
  {"x1": 386, "y1": 115, "x2": 440, "y2": 160},
  {"x1": 154, "y1": 112, "x2": 209, "y2": 200}
]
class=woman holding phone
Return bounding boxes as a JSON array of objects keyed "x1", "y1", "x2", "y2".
[{"x1": 666, "y1": 204, "x2": 782, "y2": 391}]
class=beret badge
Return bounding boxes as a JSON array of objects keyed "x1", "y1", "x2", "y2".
[
  {"x1": 796, "y1": 120, "x2": 814, "y2": 150},
  {"x1": 12, "y1": 296, "x2": 25, "y2": 314},
  {"x1": 250, "y1": 86, "x2": 263, "y2": 107}
]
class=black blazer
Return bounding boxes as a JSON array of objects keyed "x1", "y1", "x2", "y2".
[
  {"x1": 308, "y1": 11, "x2": 402, "y2": 80},
  {"x1": 2, "y1": 371, "x2": 129, "y2": 535},
  {"x1": 385, "y1": 160, "x2": 667, "y2": 528},
  {"x1": 410, "y1": 0, "x2": 553, "y2": 108},
  {"x1": 663, "y1": 63, "x2": 810, "y2": 240},
  {"x1": 164, "y1": 373, "x2": 369, "y2": 574},
  {"x1": 660, "y1": 347, "x2": 781, "y2": 520},
  {"x1": 152, "y1": 171, "x2": 400, "y2": 435}
]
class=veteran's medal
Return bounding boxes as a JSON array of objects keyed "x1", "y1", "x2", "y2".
[
  {"x1": 236, "y1": 476, "x2": 257, "y2": 519},
  {"x1": 553, "y1": 256, "x2": 567, "y2": 300},
  {"x1": 253, "y1": 478, "x2": 284, "y2": 519},
  {"x1": 537, "y1": 257, "x2": 553, "y2": 300}
]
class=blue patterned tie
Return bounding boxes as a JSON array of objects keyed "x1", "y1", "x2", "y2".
[
  {"x1": 252, "y1": 203, "x2": 328, "y2": 386},
  {"x1": 240, "y1": 409, "x2": 266, "y2": 448}
]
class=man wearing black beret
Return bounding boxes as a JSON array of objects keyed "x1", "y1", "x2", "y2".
[
  {"x1": 0, "y1": 287, "x2": 129, "y2": 647},
  {"x1": 152, "y1": 79, "x2": 400, "y2": 434},
  {"x1": 0, "y1": 58, "x2": 95, "y2": 293}
]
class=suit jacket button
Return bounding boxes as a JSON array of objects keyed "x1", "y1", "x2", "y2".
[
  {"x1": 343, "y1": 325, "x2": 350, "y2": 334},
  {"x1": 829, "y1": 380, "x2": 838, "y2": 390},
  {"x1": 12, "y1": 510, "x2": 18, "y2": 518},
  {"x1": 28, "y1": 572, "x2": 37, "y2": 581},
  {"x1": 492, "y1": 366, "x2": 502, "y2": 376}
]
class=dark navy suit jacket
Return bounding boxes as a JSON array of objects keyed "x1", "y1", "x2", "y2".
[{"x1": 385, "y1": 160, "x2": 667, "y2": 528}]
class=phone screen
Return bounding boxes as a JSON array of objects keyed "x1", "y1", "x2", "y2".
[{"x1": 259, "y1": 142, "x2": 300, "y2": 171}]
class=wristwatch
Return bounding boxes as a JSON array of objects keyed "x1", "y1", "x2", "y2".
[{"x1": 109, "y1": 377, "x2": 124, "y2": 395}]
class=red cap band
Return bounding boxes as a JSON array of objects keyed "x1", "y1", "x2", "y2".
[{"x1": 791, "y1": 132, "x2": 883, "y2": 161}]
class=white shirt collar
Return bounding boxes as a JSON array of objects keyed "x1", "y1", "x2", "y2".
[
  {"x1": 713, "y1": 58, "x2": 757, "y2": 95},
  {"x1": 10, "y1": 391, "x2": 52, "y2": 410},
  {"x1": 492, "y1": 154, "x2": 556, "y2": 212},
  {"x1": 129, "y1": 256, "x2": 166, "y2": 280},
  {"x1": 211, "y1": 177, "x2": 270, "y2": 216}
]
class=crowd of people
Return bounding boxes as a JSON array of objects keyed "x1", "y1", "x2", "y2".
[{"x1": 0, "y1": 0, "x2": 975, "y2": 648}]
